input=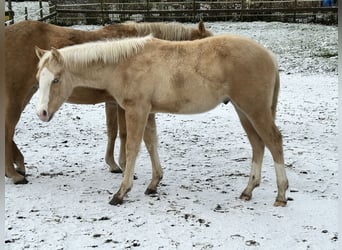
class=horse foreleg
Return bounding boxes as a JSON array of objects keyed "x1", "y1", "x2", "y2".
[
  {"x1": 104, "y1": 101, "x2": 122, "y2": 173},
  {"x1": 6, "y1": 81, "x2": 39, "y2": 184},
  {"x1": 117, "y1": 106, "x2": 127, "y2": 170},
  {"x1": 143, "y1": 113, "x2": 163, "y2": 195},
  {"x1": 5, "y1": 121, "x2": 28, "y2": 184},
  {"x1": 235, "y1": 108, "x2": 265, "y2": 201},
  {"x1": 13, "y1": 141, "x2": 26, "y2": 176},
  {"x1": 109, "y1": 105, "x2": 150, "y2": 205}
]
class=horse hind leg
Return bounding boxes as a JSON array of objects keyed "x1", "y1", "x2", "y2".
[
  {"x1": 143, "y1": 113, "x2": 163, "y2": 195},
  {"x1": 104, "y1": 102, "x2": 122, "y2": 173},
  {"x1": 245, "y1": 110, "x2": 288, "y2": 207},
  {"x1": 235, "y1": 108, "x2": 265, "y2": 201},
  {"x1": 117, "y1": 106, "x2": 127, "y2": 170}
]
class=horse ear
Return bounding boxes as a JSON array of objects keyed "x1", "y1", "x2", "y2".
[
  {"x1": 198, "y1": 19, "x2": 205, "y2": 33},
  {"x1": 51, "y1": 47, "x2": 63, "y2": 64},
  {"x1": 35, "y1": 46, "x2": 47, "y2": 59}
]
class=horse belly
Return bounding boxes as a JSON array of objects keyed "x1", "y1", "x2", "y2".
[
  {"x1": 151, "y1": 85, "x2": 223, "y2": 114},
  {"x1": 177, "y1": 99, "x2": 222, "y2": 114}
]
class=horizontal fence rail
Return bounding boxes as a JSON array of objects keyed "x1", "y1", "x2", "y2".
[
  {"x1": 53, "y1": 0, "x2": 338, "y2": 25},
  {"x1": 5, "y1": 0, "x2": 338, "y2": 25}
]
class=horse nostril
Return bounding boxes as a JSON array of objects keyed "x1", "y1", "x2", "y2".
[{"x1": 42, "y1": 110, "x2": 47, "y2": 117}]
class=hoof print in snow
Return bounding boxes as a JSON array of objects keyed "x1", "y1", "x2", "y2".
[
  {"x1": 125, "y1": 240, "x2": 140, "y2": 248},
  {"x1": 245, "y1": 240, "x2": 260, "y2": 246}
]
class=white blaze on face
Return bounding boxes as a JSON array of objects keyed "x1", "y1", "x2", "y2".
[{"x1": 36, "y1": 67, "x2": 54, "y2": 121}]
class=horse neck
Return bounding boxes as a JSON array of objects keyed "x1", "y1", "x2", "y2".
[
  {"x1": 67, "y1": 63, "x2": 112, "y2": 90},
  {"x1": 56, "y1": 27, "x2": 131, "y2": 47}
]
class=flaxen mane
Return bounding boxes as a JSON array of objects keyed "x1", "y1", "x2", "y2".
[
  {"x1": 124, "y1": 21, "x2": 193, "y2": 41},
  {"x1": 39, "y1": 35, "x2": 153, "y2": 71}
]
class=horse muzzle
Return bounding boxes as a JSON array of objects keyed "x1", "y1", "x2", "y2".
[{"x1": 37, "y1": 109, "x2": 53, "y2": 122}]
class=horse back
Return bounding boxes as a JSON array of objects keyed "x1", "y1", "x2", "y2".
[{"x1": 113, "y1": 35, "x2": 277, "y2": 114}]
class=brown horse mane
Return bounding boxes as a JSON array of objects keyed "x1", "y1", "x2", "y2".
[
  {"x1": 38, "y1": 35, "x2": 153, "y2": 72},
  {"x1": 122, "y1": 21, "x2": 194, "y2": 41}
]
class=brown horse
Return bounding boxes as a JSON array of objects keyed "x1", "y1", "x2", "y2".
[
  {"x1": 5, "y1": 20, "x2": 212, "y2": 184},
  {"x1": 35, "y1": 35, "x2": 289, "y2": 207}
]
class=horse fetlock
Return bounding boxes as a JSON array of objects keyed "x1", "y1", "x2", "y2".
[
  {"x1": 16, "y1": 169, "x2": 26, "y2": 177},
  {"x1": 7, "y1": 169, "x2": 28, "y2": 184},
  {"x1": 158, "y1": 168, "x2": 164, "y2": 180},
  {"x1": 277, "y1": 179, "x2": 289, "y2": 194},
  {"x1": 159, "y1": 173, "x2": 164, "y2": 181},
  {"x1": 108, "y1": 162, "x2": 123, "y2": 174},
  {"x1": 119, "y1": 160, "x2": 126, "y2": 171}
]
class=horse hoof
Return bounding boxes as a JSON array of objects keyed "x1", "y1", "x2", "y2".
[
  {"x1": 239, "y1": 193, "x2": 251, "y2": 201},
  {"x1": 109, "y1": 195, "x2": 123, "y2": 206},
  {"x1": 145, "y1": 188, "x2": 157, "y2": 195},
  {"x1": 273, "y1": 199, "x2": 287, "y2": 207},
  {"x1": 110, "y1": 168, "x2": 123, "y2": 174},
  {"x1": 14, "y1": 177, "x2": 29, "y2": 185}
]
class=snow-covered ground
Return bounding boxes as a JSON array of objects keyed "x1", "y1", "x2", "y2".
[{"x1": 5, "y1": 19, "x2": 338, "y2": 250}]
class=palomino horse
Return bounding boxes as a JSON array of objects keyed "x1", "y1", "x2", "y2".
[
  {"x1": 5, "y1": 20, "x2": 212, "y2": 184},
  {"x1": 35, "y1": 35, "x2": 289, "y2": 207}
]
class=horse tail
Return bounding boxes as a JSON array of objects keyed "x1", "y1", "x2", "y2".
[{"x1": 270, "y1": 52, "x2": 280, "y2": 120}]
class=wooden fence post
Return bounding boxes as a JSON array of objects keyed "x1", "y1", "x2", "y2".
[
  {"x1": 146, "y1": 0, "x2": 150, "y2": 21},
  {"x1": 293, "y1": 0, "x2": 297, "y2": 22},
  {"x1": 25, "y1": 7, "x2": 28, "y2": 20},
  {"x1": 100, "y1": 0, "x2": 104, "y2": 25},
  {"x1": 8, "y1": 0, "x2": 14, "y2": 24},
  {"x1": 39, "y1": 0, "x2": 43, "y2": 19},
  {"x1": 240, "y1": 0, "x2": 245, "y2": 21},
  {"x1": 193, "y1": 0, "x2": 196, "y2": 22}
]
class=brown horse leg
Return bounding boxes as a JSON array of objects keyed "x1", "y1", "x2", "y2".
[
  {"x1": 110, "y1": 105, "x2": 150, "y2": 205},
  {"x1": 246, "y1": 110, "x2": 288, "y2": 207},
  {"x1": 6, "y1": 83, "x2": 38, "y2": 184},
  {"x1": 5, "y1": 121, "x2": 28, "y2": 184},
  {"x1": 235, "y1": 108, "x2": 265, "y2": 201},
  {"x1": 143, "y1": 113, "x2": 163, "y2": 195},
  {"x1": 117, "y1": 106, "x2": 127, "y2": 170},
  {"x1": 104, "y1": 101, "x2": 122, "y2": 173},
  {"x1": 13, "y1": 141, "x2": 26, "y2": 176}
]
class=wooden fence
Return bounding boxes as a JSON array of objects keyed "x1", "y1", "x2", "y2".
[
  {"x1": 5, "y1": 0, "x2": 57, "y2": 26},
  {"x1": 6, "y1": 0, "x2": 338, "y2": 26}
]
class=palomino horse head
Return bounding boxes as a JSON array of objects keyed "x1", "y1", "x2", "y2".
[
  {"x1": 35, "y1": 47, "x2": 73, "y2": 122},
  {"x1": 35, "y1": 35, "x2": 152, "y2": 122}
]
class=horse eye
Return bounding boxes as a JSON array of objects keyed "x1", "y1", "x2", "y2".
[{"x1": 52, "y1": 78, "x2": 59, "y2": 84}]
